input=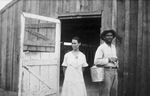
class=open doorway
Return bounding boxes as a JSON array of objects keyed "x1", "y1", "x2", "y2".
[{"x1": 59, "y1": 16, "x2": 101, "y2": 95}]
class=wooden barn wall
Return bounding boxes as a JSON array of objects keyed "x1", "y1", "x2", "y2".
[
  {"x1": 0, "y1": 0, "x2": 103, "y2": 93},
  {"x1": 116, "y1": 0, "x2": 150, "y2": 96},
  {"x1": 0, "y1": 0, "x2": 22, "y2": 92},
  {"x1": 21, "y1": 0, "x2": 103, "y2": 17},
  {"x1": 99, "y1": 0, "x2": 150, "y2": 96}
]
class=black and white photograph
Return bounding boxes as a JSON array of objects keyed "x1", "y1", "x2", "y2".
[{"x1": 0, "y1": 0, "x2": 150, "y2": 96}]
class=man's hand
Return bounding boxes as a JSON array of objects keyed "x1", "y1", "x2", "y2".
[{"x1": 109, "y1": 57, "x2": 118, "y2": 63}]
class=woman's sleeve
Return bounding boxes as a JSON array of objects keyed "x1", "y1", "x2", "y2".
[
  {"x1": 82, "y1": 54, "x2": 88, "y2": 67},
  {"x1": 62, "y1": 53, "x2": 68, "y2": 66}
]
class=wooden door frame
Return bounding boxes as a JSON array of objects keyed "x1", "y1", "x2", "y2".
[{"x1": 18, "y1": 12, "x2": 61, "y2": 96}]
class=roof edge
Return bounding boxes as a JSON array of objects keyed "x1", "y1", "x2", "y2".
[{"x1": 0, "y1": 0, "x2": 20, "y2": 14}]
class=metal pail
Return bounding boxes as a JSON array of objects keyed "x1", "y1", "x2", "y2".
[{"x1": 90, "y1": 66, "x2": 104, "y2": 82}]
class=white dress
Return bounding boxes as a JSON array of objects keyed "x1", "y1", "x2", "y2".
[{"x1": 61, "y1": 51, "x2": 88, "y2": 96}]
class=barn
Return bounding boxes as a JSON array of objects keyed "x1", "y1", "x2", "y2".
[{"x1": 0, "y1": 0, "x2": 150, "y2": 96}]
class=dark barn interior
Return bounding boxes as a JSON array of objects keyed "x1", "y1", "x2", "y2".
[{"x1": 59, "y1": 17, "x2": 101, "y2": 95}]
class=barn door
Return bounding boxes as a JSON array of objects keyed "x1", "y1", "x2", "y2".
[{"x1": 18, "y1": 12, "x2": 60, "y2": 96}]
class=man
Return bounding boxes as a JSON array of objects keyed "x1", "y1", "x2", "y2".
[{"x1": 94, "y1": 29, "x2": 118, "y2": 96}]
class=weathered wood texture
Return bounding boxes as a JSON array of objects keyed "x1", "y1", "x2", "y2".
[
  {"x1": 0, "y1": 0, "x2": 103, "y2": 93},
  {"x1": 0, "y1": 0, "x2": 150, "y2": 96},
  {"x1": 102, "y1": 1, "x2": 150, "y2": 96},
  {"x1": 116, "y1": 0, "x2": 150, "y2": 96},
  {"x1": 0, "y1": 0, "x2": 21, "y2": 92},
  {"x1": 22, "y1": 52, "x2": 58, "y2": 96}
]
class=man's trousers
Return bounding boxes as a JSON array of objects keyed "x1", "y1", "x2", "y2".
[{"x1": 99, "y1": 68, "x2": 118, "y2": 96}]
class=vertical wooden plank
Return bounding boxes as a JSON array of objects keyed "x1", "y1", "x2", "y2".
[
  {"x1": 29, "y1": 65, "x2": 40, "y2": 96},
  {"x1": 44, "y1": 0, "x2": 49, "y2": 16},
  {"x1": 52, "y1": 0, "x2": 57, "y2": 17},
  {"x1": 88, "y1": 0, "x2": 93, "y2": 11},
  {"x1": 47, "y1": 28, "x2": 54, "y2": 45},
  {"x1": 84, "y1": 0, "x2": 88, "y2": 12},
  {"x1": 55, "y1": 0, "x2": 60, "y2": 16},
  {"x1": 141, "y1": 0, "x2": 148, "y2": 96},
  {"x1": 123, "y1": 0, "x2": 130, "y2": 96},
  {"x1": 112, "y1": 0, "x2": 117, "y2": 30},
  {"x1": 76, "y1": 0, "x2": 80, "y2": 12},
  {"x1": 15, "y1": 0, "x2": 23, "y2": 93},
  {"x1": 26, "y1": 18, "x2": 38, "y2": 52},
  {"x1": 27, "y1": 0, "x2": 39, "y2": 52},
  {"x1": 13, "y1": 1, "x2": 19, "y2": 92},
  {"x1": 116, "y1": 1, "x2": 125, "y2": 96},
  {"x1": 15, "y1": 0, "x2": 24, "y2": 92},
  {"x1": 1, "y1": 10, "x2": 8, "y2": 90},
  {"x1": 35, "y1": 0, "x2": 40, "y2": 50},
  {"x1": 38, "y1": 0, "x2": 47, "y2": 53},
  {"x1": 36, "y1": 0, "x2": 40, "y2": 15},
  {"x1": 39, "y1": 21, "x2": 47, "y2": 52},
  {"x1": 135, "y1": 0, "x2": 143, "y2": 96},
  {"x1": 22, "y1": 66, "x2": 30, "y2": 96},
  {"x1": 70, "y1": 0, "x2": 75, "y2": 12},
  {"x1": 48, "y1": 66, "x2": 57, "y2": 94},
  {"x1": 6, "y1": 7, "x2": 13, "y2": 91},
  {"x1": 62, "y1": 0, "x2": 65, "y2": 13},
  {"x1": 65, "y1": 0, "x2": 69, "y2": 13},
  {"x1": 92, "y1": 0, "x2": 97, "y2": 11},
  {"x1": 22, "y1": 0, "x2": 26, "y2": 12},
  {"x1": 40, "y1": 66, "x2": 49, "y2": 95},
  {"x1": 52, "y1": 28, "x2": 56, "y2": 49},
  {"x1": 30, "y1": 0, "x2": 37, "y2": 14},
  {"x1": 147, "y1": 0, "x2": 150, "y2": 96},
  {"x1": 55, "y1": 21, "x2": 61, "y2": 96},
  {"x1": 10, "y1": 4, "x2": 16, "y2": 91},
  {"x1": 22, "y1": 0, "x2": 28, "y2": 51},
  {"x1": 57, "y1": 0, "x2": 62, "y2": 14},
  {"x1": 39, "y1": 0, "x2": 46, "y2": 16},
  {"x1": 101, "y1": 0, "x2": 112, "y2": 31},
  {"x1": 12, "y1": 1, "x2": 17, "y2": 92},
  {"x1": 128, "y1": 0, "x2": 138, "y2": 95},
  {"x1": 116, "y1": 0, "x2": 125, "y2": 67},
  {"x1": 40, "y1": 53, "x2": 50, "y2": 95},
  {"x1": 45, "y1": 0, "x2": 50, "y2": 17},
  {"x1": 26, "y1": 0, "x2": 31, "y2": 13},
  {"x1": 18, "y1": 12, "x2": 23, "y2": 96},
  {"x1": 80, "y1": 0, "x2": 84, "y2": 12},
  {"x1": 93, "y1": 0, "x2": 102, "y2": 12}
]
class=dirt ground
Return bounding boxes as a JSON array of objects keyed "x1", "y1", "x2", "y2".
[{"x1": 0, "y1": 88, "x2": 17, "y2": 96}]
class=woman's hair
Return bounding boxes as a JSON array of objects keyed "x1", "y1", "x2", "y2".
[{"x1": 72, "y1": 37, "x2": 81, "y2": 43}]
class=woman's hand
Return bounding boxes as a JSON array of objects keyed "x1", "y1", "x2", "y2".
[
  {"x1": 62, "y1": 66, "x2": 67, "y2": 74},
  {"x1": 82, "y1": 67, "x2": 85, "y2": 72}
]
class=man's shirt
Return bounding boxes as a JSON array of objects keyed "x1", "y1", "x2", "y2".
[{"x1": 94, "y1": 42, "x2": 118, "y2": 67}]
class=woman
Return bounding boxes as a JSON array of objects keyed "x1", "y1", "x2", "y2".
[{"x1": 61, "y1": 37, "x2": 88, "y2": 96}]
